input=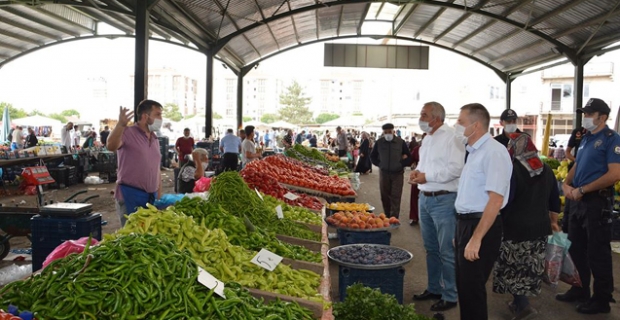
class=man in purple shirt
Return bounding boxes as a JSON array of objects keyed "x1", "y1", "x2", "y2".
[{"x1": 107, "y1": 100, "x2": 163, "y2": 226}]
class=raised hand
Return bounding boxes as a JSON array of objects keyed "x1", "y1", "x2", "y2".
[{"x1": 118, "y1": 106, "x2": 134, "y2": 127}]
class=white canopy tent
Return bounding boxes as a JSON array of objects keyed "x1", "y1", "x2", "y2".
[
  {"x1": 320, "y1": 116, "x2": 367, "y2": 128},
  {"x1": 268, "y1": 120, "x2": 296, "y2": 129}
]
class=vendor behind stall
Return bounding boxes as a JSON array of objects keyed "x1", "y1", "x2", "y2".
[
  {"x1": 107, "y1": 100, "x2": 163, "y2": 227},
  {"x1": 177, "y1": 148, "x2": 209, "y2": 194}
]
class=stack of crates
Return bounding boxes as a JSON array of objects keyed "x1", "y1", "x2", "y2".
[
  {"x1": 339, "y1": 266, "x2": 406, "y2": 303},
  {"x1": 47, "y1": 167, "x2": 67, "y2": 189},
  {"x1": 31, "y1": 213, "x2": 102, "y2": 271},
  {"x1": 158, "y1": 136, "x2": 171, "y2": 168}
]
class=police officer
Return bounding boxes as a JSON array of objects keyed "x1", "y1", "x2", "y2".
[
  {"x1": 558, "y1": 98, "x2": 619, "y2": 314},
  {"x1": 562, "y1": 126, "x2": 588, "y2": 233},
  {"x1": 494, "y1": 109, "x2": 521, "y2": 147}
]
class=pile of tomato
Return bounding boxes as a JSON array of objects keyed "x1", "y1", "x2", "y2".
[
  {"x1": 246, "y1": 155, "x2": 356, "y2": 196},
  {"x1": 0, "y1": 310, "x2": 32, "y2": 320},
  {"x1": 240, "y1": 168, "x2": 323, "y2": 211}
]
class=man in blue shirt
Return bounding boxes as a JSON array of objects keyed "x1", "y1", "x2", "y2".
[
  {"x1": 219, "y1": 128, "x2": 242, "y2": 171},
  {"x1": 558, "y1": 98, "x2": 620, "y2": 314},
  {"x1": 263, "y1": 129, "x2": 271, "y2": 148},
  {"x1": 453, "y1": 103, "x2": 512, "y2": 320},
  {"x1": 295, "y1": 130, "x2": 306, "y2": 145}
]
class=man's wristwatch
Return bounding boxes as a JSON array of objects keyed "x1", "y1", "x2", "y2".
[{"x1": 578, "y1": 186, "x2": 585, "y2": 195}]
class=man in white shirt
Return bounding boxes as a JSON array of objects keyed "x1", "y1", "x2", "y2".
[
  {"x1": 73, "y1": 125, "x2": 81, "y2": 148},
  {"x1": 60, "y1": 122, "x2": 74, "y2": 152},
  {"x1": 11, "y1": 126, "x2": 23, "y2": 150},
  {"x1": 410, "y1": 102, "x2": 464, "y2": 312},
  {"x1": 241, "y1": 125, "x2": 261, "y2": 166},
  {"x1": 453, "y1": 103, "x2": 512, "y2": 320}
]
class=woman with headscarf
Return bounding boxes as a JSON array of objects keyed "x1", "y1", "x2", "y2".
[
  {"x1": 354, "y1": 132, "x2": 372, "y2": 174},
  {"x1": 492, "y1": 133, "x2": 561, "y2": 319}
]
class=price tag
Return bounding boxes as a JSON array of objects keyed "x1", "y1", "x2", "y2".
[
  {"x1": 197, "y1": 267, "x2": 226, "y2": 298},
  {"x1": 275, "y1": 205, "x2": 284, "y2": 219},
  {"x1": 255, "y1": 188, "x2": 264, "y2": 201},
  {"x1": 251, "y1": 249, "x2": 283, "y2": 271},
  {"x1": 283, "y1": 192, "x2": 299, "y2": 201}
]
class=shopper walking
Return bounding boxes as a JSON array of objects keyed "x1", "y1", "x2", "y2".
[
  {"x1": 282, "y1": 129, "x2": 294, "y2": 149},
  {"x1": 558, "y1": 98, "x2": 619, "y2": 314},
  {"x1": 177, "y1": 148, "x2": 209, "y2": 194},
  {"x1": 10, "y1": 126, "x2": 23, "y2": 150},
  {"x1": 25, "y1": 128, "x2": 38, "y2": 148},
  {"x1": 219, "y1": 128, "x2": 242, "y2": 171},
  {"x1": 107, "y1": 100, "x2": 163, "y2": 227},
  {"x1": 453, "y1": 103, "x2": 512, "y2": 320},
  {"x1": 370, "y1": 123, "x2": 411, "y2": 218},
  {"x1": 242, "y1": 125, "x2": 262, "y2": 166},
  {"x1": 175, "y1": 128, "x2": 195, "y2": 166},
  {"x1": 295, "y1": 130, "x2": 306, "y2": 145},
  {"x1": 493, "y1": 133, "x2": 561, "y2": 319},
  {"x1": 336, "y1": 126, "x2": 348, "y2": 157},
  {"x1": 264, "y1": 129, "x2": 272, "y2": 148},
  {"x1": 410, "y1": 102, "x2": 464, "y2": 312},
  {"x1": 60, "y1": 122, "x2": 74, "y2": 152},
  {"x1": 73, "y1": 125, "x2": 81, "y2": 148},
  {"x1": 354, "y1": 132, "x2": 372, "y2": 174},
  {"x1": 100, "y1": 126, "x2": 110, "y2": 147}
]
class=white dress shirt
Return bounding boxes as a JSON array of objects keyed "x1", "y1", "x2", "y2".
[
  {"x1": 455, "y1": 133, "x2": 512, "y2": 213},
  {"x1": 416, "y1": 124, "x2": 466, "y2": 192},
  {"x1": 61, "y1": 128, "x2": 73, "y2": 150}
]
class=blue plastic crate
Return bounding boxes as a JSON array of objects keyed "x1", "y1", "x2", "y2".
[
  {"x1": 338, "y1": 229, "x2": 391, "y2": 245},
  {"x1": 338, "y1": 266, "x2": 405, "y2": 303}
]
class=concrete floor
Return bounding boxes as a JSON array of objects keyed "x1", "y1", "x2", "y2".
[{"x1": 329, "y1": 167, "x2": 620, "y2": 320}]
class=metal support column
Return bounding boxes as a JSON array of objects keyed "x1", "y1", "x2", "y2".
[
  {"x1": 133, "y1": 0, "x2": 149, "y2": 122},
  {"x1": 572, "y1": 58, "x2": 589, "y2": 129},
  {"x1": 237, "y1": 73, "x2": 244, "y2": 130},
  {"x1": 205, "y1": 52, "x2": 214, "y2": 139},
  {"x1": 505, "y1": 74, "x2": 513, "y2": 110}
]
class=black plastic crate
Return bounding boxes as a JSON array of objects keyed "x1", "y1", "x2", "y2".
[
  {"x1": 31, "y1": 213, "x2": 102, "y2": 248},
  {"x1": 47, "y1": 167, "x2": 67, "y2": 189},
  {"x1": 338, "y1": 229, "x2": 391, "y2": 246},
  {"x1": 338, "y1": 266, "x2": 405, "y2": 303}
]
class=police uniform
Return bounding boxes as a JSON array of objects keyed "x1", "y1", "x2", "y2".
[{"x1": 557, "y1": 98, "x2": 618, "y2": 314}]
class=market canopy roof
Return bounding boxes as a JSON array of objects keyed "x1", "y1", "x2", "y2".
[
  {"x1": 12, "y1": 115, "x2": 62, "y2": 127},
  {"x1": 0, "y1": 0, "x2": 619, "y2": 78},
  {"x1": 321, "y1": 116, "x2": 367, "y2": 127}
]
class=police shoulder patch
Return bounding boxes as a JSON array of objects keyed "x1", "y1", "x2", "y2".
[{"x1": 615, "y1": 146, "x2": 620, "y2": 155}]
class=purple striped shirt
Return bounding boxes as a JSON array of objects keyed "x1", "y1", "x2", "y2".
[{"x1": 114, "y1": 126, "x2": 161, "y2": 201}]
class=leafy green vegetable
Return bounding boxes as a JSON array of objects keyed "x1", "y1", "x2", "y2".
[
  {"x1": 542, "y1": 157, "x2": 561, "y2": 170},
  {"x1": 333, "y1": 284, "x2": 433, "y2": 320}
]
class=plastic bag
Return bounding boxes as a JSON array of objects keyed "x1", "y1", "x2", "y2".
[
  {"x1": 544, "y1": 232, "x2": 570, "y2": 286},
  {"x1": 84, "y1": 176, "x2": 104, "y2": 184},
  {"x1": 24, "y1": 186, "x2": 37, "y2": 196},
  {"x1": 153, "y1": 194, "x2": 186, "y2": 209},
  {"x1": 42, "y1": 237, "x2": 99, "y2": 269},
  {"x1": 193, "y1": 177, "x2": 212, "y2": 193},
  {"x1": 560, "y1": 252, "x2": 582, "y2": 287}
]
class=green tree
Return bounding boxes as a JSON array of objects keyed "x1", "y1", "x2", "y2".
[
  {"x1": 242, "y1": 116, "x2": 252, "y2": 122},
  {"x1": 351, "y1": 112, "x2": 363, "y2": 116},
  {"x1": 0, "y1": 102, "x2": 28, "y2": 119},
  {"x1": 278, "y1": 80, "x2": 313, "y2": 125},
  {"x1": 29, "y1": 109, "x2": 46, "y2": 116},
  {"x1": 185, "y1": 114, "x2": 196, "y2": 120},
  {"x1": 163, "y1": 103, "x2": 183, "y2": 122},
  {"x1": 261, "y1": 113, "x2": 279, "y2": 124},
  {"x1": 315, "y1": 113, "x2": 340, "y2": 124},
  {"x1": 60, "y1": 109, "x2": 81, "y2": 118},
  {"x1": 48, "y1": 113, "x2": 67, "y2": 123},
  {"x1": 213, "y1": 112, "x2": 223, "y2": 119}
]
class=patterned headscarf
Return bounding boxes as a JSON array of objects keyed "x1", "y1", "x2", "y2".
[{"x1": 507, "y1": 133, "x2": 544, "y2": 177}]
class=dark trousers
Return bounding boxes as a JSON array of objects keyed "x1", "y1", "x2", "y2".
[
  {"x1": 338, "y1": 149, "x2": 347, "y2": 157},
  {"x1": 379, "y1": 171, "x2": 404, "y2": 218},
  {"x1": 222, "y1": 153, "x2": 239, "y2": 171},
  {"x1": 567, "y1": 193, "x2": 614, "y2": 302},
  {"x1": 455, "y1": 217, "x2": 502, "y2": 320},
  {"x1": 409, "y1": 183, "x2": 419, "y2": 221},
  {"x1": 562, "y1": 198, "x2": 571, "y2": 233}
]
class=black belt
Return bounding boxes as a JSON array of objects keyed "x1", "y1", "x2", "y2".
[
  {"x1": 422, "y1": 190, "x2": 451, "y2": 197},
  {"x1": 456, "y1": 212, "x2": 483, "y2": 220},
  {"x1": 223, "y1": 153, "x2": 239, "y2": 156}
]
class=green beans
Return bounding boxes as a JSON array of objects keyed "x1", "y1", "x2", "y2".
[
  {"x1": 1, "y1": 234, "x2": 315, "y2": 319},
  {"x1": 209, "y1": 171, "x2": 321, "y2": 241}
]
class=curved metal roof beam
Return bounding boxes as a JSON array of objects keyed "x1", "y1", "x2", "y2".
[
  {"x1": 240, "y1": 34, "x2": 508, "y2": 81},
  {"x1": 0, "y1": 33, "x2": 238, "y2": 71},
  {"x1": 212, "y1": 0, "x2": 576, "y2": 59}
]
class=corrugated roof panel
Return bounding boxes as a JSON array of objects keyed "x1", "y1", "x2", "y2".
[
  {"x1": 0, "y1": 9, "x2": 66, "y2": 39},
  {"x1": 400, "y1": 4, "x2": 443, "y2": 38},
  {"x1": 260, "y1": 0, "x2": 293, "y2": 18},
  {"x1": 463, "y1": 21, "x2": 516, "y2": 50},
  {"x1": 268, "y1": 20, "x2": 298, "y2": 48},
  {"x1": 482, "y1": 31, "x2": 540, "y2": 58},
  {"x1": 318, "y1": 6, "x2": 340, "y2": 37},
  {"x1": 242, "y1": 24, "x2": 277, "y2": 55},
  {"x1": 339, "y1": 3, "x2": 366, "y2": 36},
  {"x1": 0, "y1": 21, "x2": 47, "y2": 45},
  {"x1": 293, "y1": 11, "x2": 317, "y2": 43},
  {"x1": 40, "y1": 4, "x2": 96, "y2": 30},
  {"x1": 492, "y1": 41, "x2": 554, "y2": 67},
  {"x1": 506, "y1": 0, "x2": 558, "y2": 25},
  {"x1": 2, "y1": 5, "x2": 82, "y2": 37},
  {"x1": 226, "y1": 36, "x2": 259, "y2": 63},
  {"x1": 479, "y1": 0, "x2": 511, "y2": 16},
  {"x1": 226, "y1": 0, "x2": 263, "y2": 30},
  {"x1": 289, "y1": 0, "x2": 317, "y2": 11},
  {"x1": 418, "y1": 8, "x2": 466, "y2": 40}
]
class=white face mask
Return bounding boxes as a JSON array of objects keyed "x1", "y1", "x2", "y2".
[
  {"x1": 148, "y1": 117, "x2": 162, "y2": 132},
  {"x1": 418, "y1": 119, "x2": 432, "y2": 133},
  {"x1": 384, "y1": 134, "x2": 394, "y2": 141},
  {"x1": 582, "y1": 117, "x2": 598, "y2": 132},
  {"x1": 201, "y1": 162, "x2": 208, "y2": 168},
  {"x1": 504, "y1": 124, "x2": 517, "y2": 133},
  {"x1": 454, "y1": 123, "x2": 475, "y2": 144}
]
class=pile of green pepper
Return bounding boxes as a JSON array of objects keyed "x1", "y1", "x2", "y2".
[
  {"x1": 111, "y1": 206, "x2": 323, "y2": 302},
  {"x1": 174, "y1": 198, "x2": 322, "y2": 263},
  {"x1": 209, "y1": 172, "x2": 321, "y2": 241},
  {"x1": 261, "y1": 195, "x2": 323, "y2": 226},
  {"x1": 0, "y1": 234, "x2": 315, "y2": 319}
]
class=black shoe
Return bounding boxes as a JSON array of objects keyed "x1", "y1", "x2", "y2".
[
  {"x1": 409, "y1": 219, "x2": 418, "y2": 226},
  {"x1": 431, "y1": 300, "x2": 457, "y2": 312},
  {"x1": 576, "y1": 299, "x2": 611, "y2": 314},
  {"x1": 413, "y1": 290, "x2": 442, "y2": 301},
  {"x1": 556, "y1": 289, "x2": 590, "y2": 303}
]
